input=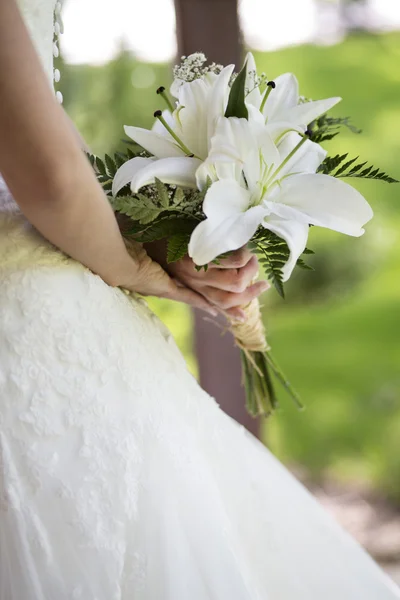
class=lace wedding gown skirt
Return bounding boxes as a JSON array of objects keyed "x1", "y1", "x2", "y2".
[
  {"x1": 1, "y1": 1, "x2": 400, "y2": 598},
  {"x1": 1, "y1": 195, "x2": 400, "y2": 600}
]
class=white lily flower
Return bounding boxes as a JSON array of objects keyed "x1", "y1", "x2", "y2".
[
  {"x1": 188, "y1": 118, "x2": 373, "y2": 280},
  {"x1": 113, "y1": 66, "x2": 234, "y2": 195},
  {"x1": 244, "y1": 52, "x2": 342, "y2": 132}
]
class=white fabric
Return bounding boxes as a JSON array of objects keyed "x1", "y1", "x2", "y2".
[
  {"x1": 17, "y1": 0, "x2": 57, "y2": 86},
  {"x1": 0, "y1": 2, "x2": 399, "y2": 598}
]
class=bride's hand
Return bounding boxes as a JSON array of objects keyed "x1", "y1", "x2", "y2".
[
  {"x1": 120, "y1": 240, "x2": 220, "y2": 317},
  {"x1": 144, "y1": 241, "x2": 270, "y2": 322}
]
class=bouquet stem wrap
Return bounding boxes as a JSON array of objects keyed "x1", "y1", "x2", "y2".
[{"x1": 228, "y1": 297, "x2": 302, "y2": 417}]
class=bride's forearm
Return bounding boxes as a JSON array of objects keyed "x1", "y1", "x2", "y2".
[
  {"x1": 0, "y1": 0, "x2": 135, "y2": 286},
  {"x1": 19, "y1": 168, "x2": 137, "y2": 287}
]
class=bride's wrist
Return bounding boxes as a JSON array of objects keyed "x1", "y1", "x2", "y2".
[{"x1": 102, "y1": 252, "x2": 140, "y2": 289}]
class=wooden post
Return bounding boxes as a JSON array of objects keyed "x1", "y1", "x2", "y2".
[{"x1": 174, "y1": 0, "x2": 260, "y2": 437}]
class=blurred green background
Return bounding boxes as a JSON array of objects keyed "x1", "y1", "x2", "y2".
[{"x1": 61, "y1": 31, "x2": 400, "y2": 502}]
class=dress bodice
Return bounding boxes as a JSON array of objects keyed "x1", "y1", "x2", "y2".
[
  {"x1": 0, "y1": 0, "x2": 61, "y2": 213},
  {"x1": 16, "y1": 0, "x2": 58, "y2": 85}
]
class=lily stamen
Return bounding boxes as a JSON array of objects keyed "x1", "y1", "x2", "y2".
[
  {"x1": 265, "y1": 134, "x2": 308, "y2": 187},
  {"x1": 260, "y1": 80, "x2": 276, "y2": 113},
  {"x1": 154, "y1": 110, "x2": 195, "y2": 157},
  {"x1": 156, "y1": 86, "x2": 175, "y2": 112}
]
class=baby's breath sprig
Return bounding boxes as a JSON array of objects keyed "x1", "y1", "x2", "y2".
[
  {"x1": 173, "y1": 52, "x2": 223, "y2": 84},
  {"x1": 245, "y1": 68, "x2": 269, "y2": 97}
]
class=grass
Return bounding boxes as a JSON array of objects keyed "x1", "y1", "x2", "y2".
[{"x1": 62, "y1": 31, "x2": 400, "y2": 502}]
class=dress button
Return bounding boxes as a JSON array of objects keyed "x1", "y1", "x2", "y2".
[
  {"x1": 54, "y1": 69, "x2": 61, "y2": 83},
  {"x1": 53, "y1": 43, "x2": 59, "y2": 58},
  {"x1": 56, "y1": 91, "x2": 63, "y2": 104},
  {"x1": 54, "y1": 22, "x2": 61, "y2": 35}
]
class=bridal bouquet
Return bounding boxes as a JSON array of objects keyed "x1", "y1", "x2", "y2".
[{"x1": 90, "y1": 52, "x2": 396, "y2": 417}]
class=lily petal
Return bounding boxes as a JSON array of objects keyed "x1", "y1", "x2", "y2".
[
  {"x1": 189, "y1": 179, "x2": 267, "y2": 264},
  {"x1": 178, "y1": 78, "x2": 212, "y2": 158},
  {"x1": 202, "y1": 179, "x2": 251, "y2": 219},
  {"x1": 208, "y1": 117, "x2": 280, "y2": 190},
  {"x1": 112, "y1": 157, "x2": 154, "y2": 196},
  {"x1": 130, "y1": 157, "x2": 202, "y2": 192},
  {"x1": 274, "y1": 173, "x2": 373, "y2": 236},
  {"x1": 170, "y1": 78, "x2": 184, "y2": 98},
  {"x1": 247, "y1": 103, "x2": 266, "y2": 126},
  {"x1": 263, "y1": 73, "x2": 299, "y2": 120},
  {"x1": 124, "y1": 125, "x2": 184, "y2": 159},
  {"x1": 266, "y1": 121, "x2": 305, "y2": 143},
  {"x1": 189, "y1": 211, "x2": 264, "y2": 265},
  {"x1": 152, "y1": 109, "x2": 175, "y2": 134},
  {"x1": 195, "y1": 161, "x2": 218, "y2": 191},
  {"x1": 208, "y1": 117, "x2": 257, "y2": 164},
  {"x1": 207, "y1": 64, "x2": 235, "y2": 144},
  {"x1": 263, "y1": 217, "x2": 309, "y2": 281},
  {"x1": 285, "y1": 97, "x2": 342, "y2": 129},
  {"x1": 276, "y1": 132, "x2": 326, "y2": 179},
  {"x1": 244, "y1": 52, "x2": 262, "y2": 109}
]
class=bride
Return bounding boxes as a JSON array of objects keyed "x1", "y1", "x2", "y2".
[{"x1": 0, "y1": 0, "x2": 399, "y2": 598}]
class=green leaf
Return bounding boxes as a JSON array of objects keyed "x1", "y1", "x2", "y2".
[
  {"x1": 195, "y1": 264, "x2": 208, "y2": 272},
  {"x1": 132, "y1": 216, "x2": 199, "y2": 243},
  {"x1": 166, "y1": 233, "x2": 190, "y2": 263},
  {"x1": 308, "y1": 114, "x2": 361, "y2": 144},
  {"x1": 296, "y1": 257, "x2": 314, "y2": 271},
  {"x1": 114, "y1": 153, "x2": 126, "y2": 168},
  {"x1": 334, "y1": 156, "x2": 358, "y2": 176},
  {"x1": 317, "y1": 153, "x2": 347, "y2": 175},
  {"x1": 318, "y1": 154, "x2": 398, "y2": 183},
  {"x1": 224, "y1": 61, "x2": 249, "y2": 120},
  {"x1": 105, "y1": 154, "x2": 117, "y2": 177},
  {"x1": 250, "y1": 230, "x2": 289, "y2": 298},
  {"x1": 86, "y1": 153, "x2": 96, "y2": 167},
  {"x1": 110, "y1": 194, "x2": 162, "y2": 224},
  {"x1": 173, "y1": 187, "x2": 185, "y2": 206},
  {"x1": 95, "y1": 156, "x2": 107, "y2": 177},
  {"x1": 155, "y1": 178, "x2": 170, "y2": 208}
]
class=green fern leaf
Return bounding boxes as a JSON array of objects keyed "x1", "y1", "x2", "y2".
[
  {"x1": 318, "y1": 154, "x2": 398, "y2": 183},
  {"x1": 167, "y1": 233, "x2": 190, "y2": 263},
  {"x1": 109, "y1": 194, "x2": 162, "y2": 224},
  {"x1": 250, "y1": 228, "x2": 293, "y2": 297},
  {"x1": 95, "y1": 156, "x2": 107, "y2": 177},
  {"x1": 334, "y1": 156, "x2": 358, "y2": 176},
  {"x1": 317, "y1": 153, "x2": 347, "y2": 175},
  {"x1": 296, "y1": 257, "x2": 314, "y2": 271},
  {"x1": 155, "y1": 178, "x2": 170, "y2": 209},
  {"x1": 114, "y1": 153, "x2": 126, "y2": 168},
  {"x1": 173, "y1": 187, "x2": 185, "y2": 206},
  {"x1": 309, "y1": 115, "x2": 361, "y2": 144},
  {"x1": 132, "y1": 216, "x2": 199, "y2": 243},
  {"x1": 105, "y1": 154, "x2": 117, "y2": 177},
  {"x1": 86, "y1": 153, "x2": 96, "y2": 167}
]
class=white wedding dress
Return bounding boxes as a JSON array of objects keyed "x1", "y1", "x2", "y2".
[{"x1": 0, "y1": 1, "x2": 399, "y2": 599}]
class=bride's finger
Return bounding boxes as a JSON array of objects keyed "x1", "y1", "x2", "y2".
[
  {"x1": 164, "y1": 280, "x2": 218, "y2": 316},
  {"x1": 203, "y1": 280, "x2": 270, "y2": 310},
  {"x1": 207, "y1": 246, "x2": 253, "y2": 270},
  {"x1": 200, "y1": 255, "x2": 259, "y2": 292}
]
